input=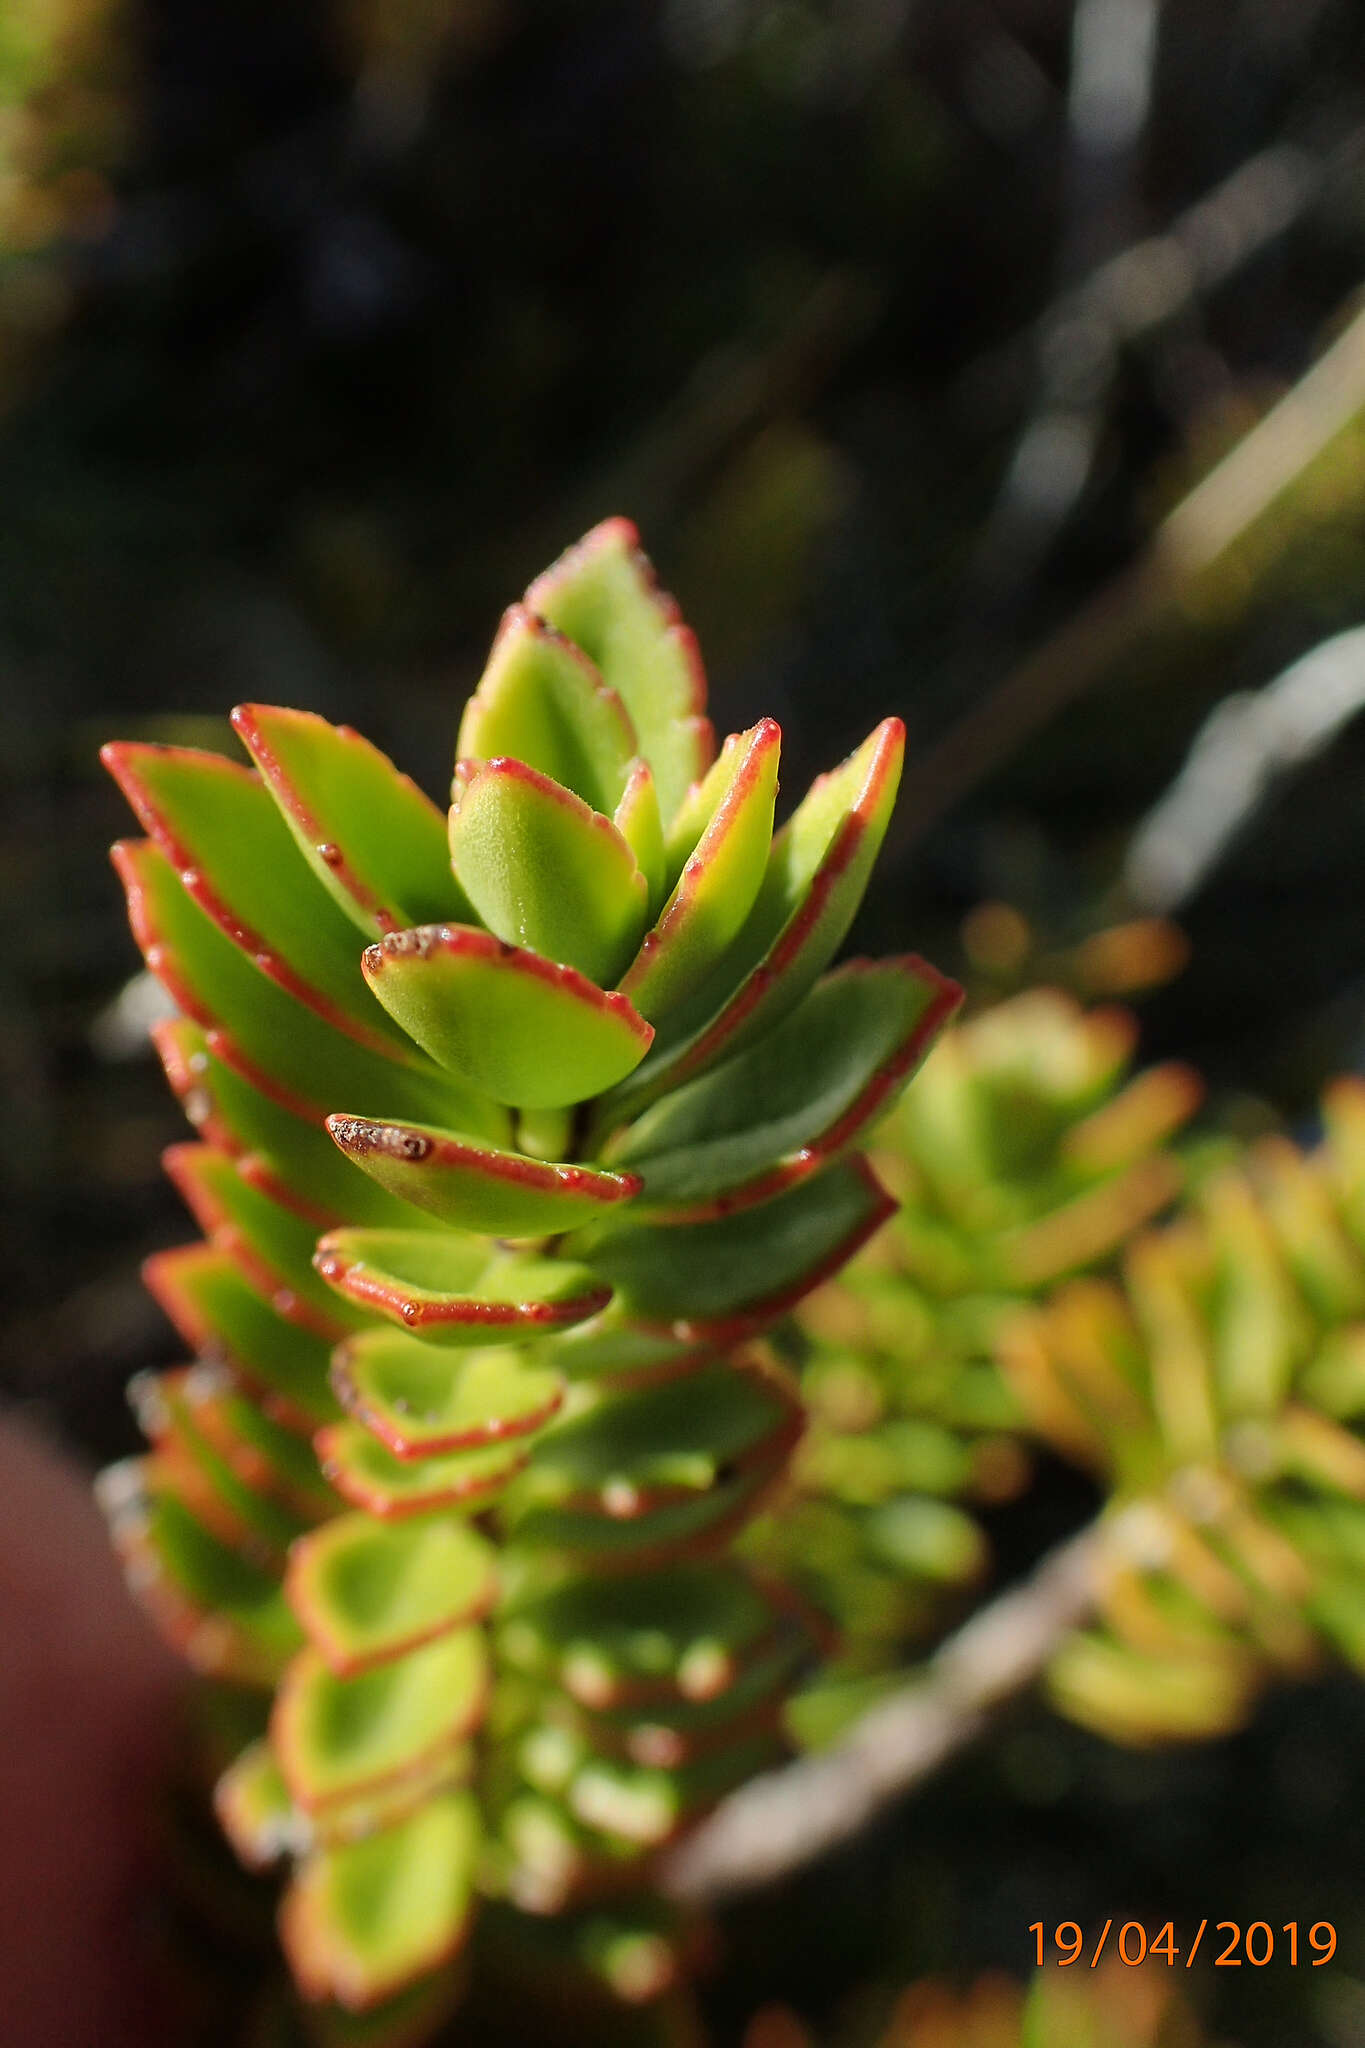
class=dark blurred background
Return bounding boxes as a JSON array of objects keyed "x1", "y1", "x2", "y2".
[{"x1": 6, "y1": 2, "x2": 1365, "y2": 2042}]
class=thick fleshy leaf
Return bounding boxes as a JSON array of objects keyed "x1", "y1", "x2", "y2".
[
  {"x1": 457, "y1": 605, "x2": 637, "y2": 814},
  {"x1": 618, "y1": 720, "x2": 781, "y2": 1023},
  {"x1": 507, "y1": 1457, "x2": 787, "y2": 1563},
  {"x1": 514, "y1": 1358, "x2": 800, "y2": 1516},
  {"x1": 215, "y1": 1739, "x2": 300, "y2": 1870},
  {"x1": 165, "y1": 1143, "x2": 366, "y2": 1337},
  {"x1": 565, "y1": 1156, "x2": 896, "y2": 1338},
  {"x1": 570, "y1": 1636, "x2": 805, "y2": 1762},
  {"x1": 114, "y1": 840, "x2": 503, "y2": 1139},
  {"x1": 360, "y1": 924, "x2": 652, "y2": 1108},
  {"x1": 313, "y1": 1227, "x2": 610, "y2": 1345},
  {"x1": 154, "y1": 1019, "x2": 440, "y2": 1230},
  {"x1": 231, "y1": 704, "x2": 468, "y2": 935},
  {"x1": 143, "y1": 1244, "x2": 340, "y2": 1428},
  {"x1": 524, "y1": 518, "x2": 713, "y2": 821},
  {"x1": 532, "y1": 1307, "x2": 716, "y2": 1382},
  {"x1": 281, "y1": 1791, "x2": 480, "y2": 2011},
  {"x1": 324, "y1": 1113, "x2": 642, "y2": 1237},
  {"x1": 607, "y1": 957, "x2": 961, "y2": 1219},
  {"x1": 612, "y1": 757, "x2": 665, "y2": 912},
  {"x1": 102, "y1": 743, "x2": 413, "y2": 1057},
  {"x1": 170, "y1": 1363, "x2": 337, "y2": 1519},
  {"x1": 318, "y1": 1420, "x2": 531, "y2": 1516},
  {"x1": 131, "y1": 1368, "x2": 312, "y2": 1560},
  {"x1": 100, "y1": 1462, "x2": 302, "y2": 1682},
  {"x1": 537, "y1": 1732, "x2": 781, "y2": 1847},
  {"x1": 449, "y1": 758, "x2": 648, "y2": 987},
  {"x1": 498, "y1": 1564, "x2": 780, "y2": 1706},
  {"x1": 331, "y1": 1331, "x2": 564, "y2": 1458},
  {"x1": 273, "y1": 1630, "x2": 488, "y2": 1810},
  {"x1": 597, "y1": 717, "x2": 905, "y2": 1125},
  {"x1": 286, "y1": 1512, "x2": 497, "y2": 1674}
]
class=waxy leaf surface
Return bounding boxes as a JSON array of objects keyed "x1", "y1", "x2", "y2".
[
  {"x1": 450, "y1": 758, "x2": 647, "y2": 987},
  {"x1": 166, "y1": 1143, "x2": 366, "y2": 1336},
  {"x1": 232, "y1": 704, "x2": 467, "y2": 935},
  {"x1": 314, "y1": 1227, "x2": 609, "y2": 1344},
  {"x1": 499, "y1": 1564, "x2": 778, "y2": 1705},
  {"x1": 457, "y1": 606, "x2": 637, "y2": 815},
  {"x1": 524, "y1": 517, "x2": 712, "y2": 820},
  {"x1": 287, "y1": 1511, "x2": 497, "y2": 1674},
  {"x1": 116, "y1": 840, "x2": 502, "y2": 1138},
  {"x1": 601, "y1": 718, "x2": 904, "y2": 1121},
  {"x1": 325, "y1": 1112, "x2": 641, "y2": 1237},
  {"x1": 144, "y1": 1245, "x2": 341, "y2": 1428},
  {"x1": 361, "y1": 925, "x2": 652, "y2": 1108},
  {"x1": 103, "y1": 744, "x2": 412, "y2": 1055},
  {"x1": 318, "y1": 1420, "x2": 531, "y2": 1516},
  {"x1": 515, "y1": 1359, "x2": 797, "y2": 1512},
  {"x1": 608, "y1": 957, "x2": 961, "y2": 1217},
  {"x1": 155, "y1": 1019, "x2": 438, "y2": 1229},
  {"x1": 282, "y1": 1791, "x2": 479, "y2": 2010},
  {"x1": 332, "y1": 1330, "x2": 564, "y2": 1457},
  {"x1": 273, "y1": 1630, "x2": 488, "y2": 1809},
  {"x1": 619, "y1": 720, "x2": 781, "y2": 1023},
  {"x1": 567, "y1": 1156, "x2": 895, "y2": 1334}
]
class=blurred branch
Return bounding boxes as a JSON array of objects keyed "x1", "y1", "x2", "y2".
[
  {"x1": 893, "y1": 285, "x2": 1365, "y2": 854},
  {"x1": 1124, "y1": 626, "x2": 1365, "y2": 911},
  {"x1": 963, "y1": 123, "x2": 1353, "y2": 602},
  {"x1": 661, "y1": 1522, "x2": 1099, "y2": 1906}
]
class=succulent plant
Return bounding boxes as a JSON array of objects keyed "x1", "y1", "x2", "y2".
[
  {"x1": 748, "y1": 1960, "x2": 1217, "y2": 2048},
  {"x1": 99, "y1": 518, "x2": 960, "y2": 2033},
  {"x1": 1000, "y1": 1080, "x2": 1365, "y2": 1744},
  {"x1": 758, "y1": 989, "x2": 1202, "y2": 1736}
]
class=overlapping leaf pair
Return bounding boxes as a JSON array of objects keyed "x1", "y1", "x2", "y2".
[
  {"x1": 755, "y1": 990, "x2": 1201, "y2": 1739},
  {"x1": 1001, "y1": 1081, "x2": 1365, "y2": 1744},
  {"x1": 99, "y1": 518, "x2": 959, "y2": 2032}
]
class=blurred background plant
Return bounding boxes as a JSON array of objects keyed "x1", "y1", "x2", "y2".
[{"x1": 12, "y1": 3, "x2": 1365, "y2": 2045}]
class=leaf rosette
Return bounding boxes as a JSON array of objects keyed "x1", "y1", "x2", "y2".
[{"x1": 100, "y1": 519, "x2": 960, "y2": 2032}]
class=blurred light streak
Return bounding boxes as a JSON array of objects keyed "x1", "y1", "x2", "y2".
[
  {"x1": 1125, "y1": 626, "x2": 1365, "y2": 912},
  {"x1": 1070, "y1": 0, "x2": 1160, "y2": 153}
]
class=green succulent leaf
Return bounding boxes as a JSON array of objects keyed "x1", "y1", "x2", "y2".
[
  {"x1": 143, "y1": 1244, "x2": 341, "y2": 1429},
  {"x1": 324, "y1": 1113, "x2": 642, "y2": 1237},
  {"x1": 611, "y1": 756, "x2": 666, "y2": 913},
  {"x1": 450, "y1": 757, "x2": 648, "y2": 987},
  {"x1": 498, "y1": 1564, "x2": 779, "y2": 1707},
  {"x1": 115, "y1": 839, "x2": 503, "y2": 1139},
  {"x1": 513, "y1": 1359, "x2": 799, "y2": 1515},
  {"x1": 608, "y1": 956, "x2": 962, "y2": 1218},
  {"x1": 286, "y1": 1512, "x2": 497, "y2": 1675},
  {"x1": 360, "y1": 924, "x2": 653, "y2": 1108},
  {"x1": 165, "y1": 1143, "x2": 367, "y2": 1337},
  {"x1": 318, "y1": 1419, "x2": 532, "y2": 1517},
  {"x1": 566, "y1": 1156, "x2": 895, "y2": 1336},
  {"x1": 132, "y1": 1369, "x2": 313, "y2": 1560},
  {"x1": 101, "y1": 743, "x2": 413, "y2": 1057},
  {"x1": 524, "y1": 517, "x2": 712, "y2": 821},
  {"x1": 102, "y1": 1468, "x2": 302, "y2": 1683},
  {"x1": 457, "y1": 605, "x2": 638, "y2": 815},
  {"x1": 331, "y1": 1330, "x2": 564, "y2": 1458},
  {"x1": 599, "y1": 716, "x2": 905, "y2": 1123},
  {"x1": 314, "y1": 1228, "x2": 610, "y2": 1344},
  {"x1": 282, "y1": 1790, "x2": 480, "y2": 2011},
  {"x1": 155, "y1": 1019, "x2": 442, "y2": 1230},
  {"x1": 214, "y1": 1738, "x2": 297, "y2": 1870},
  {"x1": 273, "y1": 1630, "x2": 488, "y2": 1810},
  {"x1": 231, "y1": 704, "x2": 470, "y2": 936},
  {"x1": 619, "y1": 719, "x2": 782, "y2": 1023}
]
